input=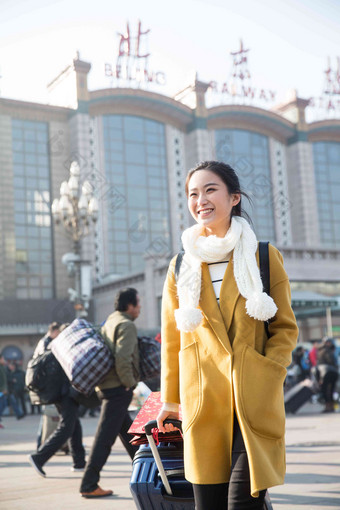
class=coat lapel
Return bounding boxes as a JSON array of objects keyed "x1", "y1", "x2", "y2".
[
  {"x1": 218, "y1": 251, "x2": 241, "y2": 333},
  {"x1": 199, "y1": 262, "x2": 233, "y2": 355}
]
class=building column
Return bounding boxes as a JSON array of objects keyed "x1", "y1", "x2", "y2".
[
  {"x1": 268, "y1": 139, "x2": 292, "y2": 246},
  {"x1": 165, "y1": 126, "x2": 190, "y2": 254},
  {"x1": 286, "y1": 141, "x2": 320, "y2": 246},
  {"x1": 276, "y1": 93, "x2": 320, "y2": 247},
  {"x1": 144, "y1": 255, "x2": 158, "y2": 328},
  {"x1": 0, "y1": 114, "x2": 15, "y2": 298}
]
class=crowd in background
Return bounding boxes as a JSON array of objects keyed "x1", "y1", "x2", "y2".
[
  {"x1": 0, "y1": 354, "x2": 27, "y2": 426},
  {"x1": 0, "y1": 333, "x2": 339, "y2": 431},
  {"x1": 288, "y1": 337, "x2": 339, "y2": 413}
]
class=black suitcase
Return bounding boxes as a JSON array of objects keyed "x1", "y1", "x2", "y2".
[
  {"x1": 284, "y1": 378, "x2": 314, "y2": 414},
  {"x1": 130, "y1": 419, "x2": 194, "y2": 509},
  {"x1": 130, "y1": 419, "x2": 274, "y2": 510}
]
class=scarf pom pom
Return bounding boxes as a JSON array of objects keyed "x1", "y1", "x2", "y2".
[
  {"x1": 175, "y1": 307, "x2": 203, "y2": 332},
  {"x1": 246, "y1": 292, "x2": 278, "y2": 321}
]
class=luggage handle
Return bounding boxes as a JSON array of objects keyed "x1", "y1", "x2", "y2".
[
  {"x1": 144, "y1": 419, "x2": 183, "y2": 496},
  {"x1": 144, "y1": 419, "x2": 182, "y2": 436}
]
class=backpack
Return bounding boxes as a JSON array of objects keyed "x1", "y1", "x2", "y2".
[
  {"x1": 101, "y1": 326, "x2": 161, "y2": 387},
  {"x1": 25, "y1": 350, "x2": 68, "y2": 405},
  {"x1": 175, "y1": 241, "x2": 271, "y2": 337},
  {"x1": 138, "y1": 336, "x2": 161, "y2": 382},
  {"x1": 109, "y1": 333, "x2": 161, "y2": 385}
]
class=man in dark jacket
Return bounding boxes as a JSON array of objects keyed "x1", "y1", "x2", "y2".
[
  {"x1": 6, "y1": 362, "x2": 25, "y2": 419},
  {"x1": 28, "y1": 323, "x2": 86, "y2": 477},
  {"x1": 80, "y1": 287, "x2": 141, "y2": 498},
  {"x1": 11, "y1": 363, "x2": 27, "y2": 416}
]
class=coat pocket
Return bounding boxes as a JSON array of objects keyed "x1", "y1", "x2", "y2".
[
  {"x1": 179, "y1": 341, "x2": 201, "y2": 432},
  {"x1": 240, "y1": 345, "x2": 287, "y2": 440}
]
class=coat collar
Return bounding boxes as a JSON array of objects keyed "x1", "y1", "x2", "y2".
[
  {"x1": 199, "y1": 251, "x2": 240, "y2": 355},
  {"x1": 219, "y1": 250, "x2": 241, "y2": 333}
]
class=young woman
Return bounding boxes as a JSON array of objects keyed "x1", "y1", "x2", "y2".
[{"x1": 157, "y1": 161, "x2": 298, "y2": 510}]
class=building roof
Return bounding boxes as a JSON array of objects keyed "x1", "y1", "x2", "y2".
[{"x1": 291, "y1": 291, "x2": 339, "y2": 308}]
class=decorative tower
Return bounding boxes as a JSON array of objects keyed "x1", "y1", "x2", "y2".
[{"x1": 47, "y1": 52, "x2": 91, "y2": 109}]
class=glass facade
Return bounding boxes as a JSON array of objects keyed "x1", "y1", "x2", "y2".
[
  {"x1": 215, "y1": 129, "x2": 276, "y2": 241},
  {"x1": 12, "y1": 119, "x2": 53, "y2": 299},
  {"x1": 313, "y1": 141, "x2": 340, "y2": 248},
  {"x1": 103, "y1": 115, "x2": 170, "y2": 274}
]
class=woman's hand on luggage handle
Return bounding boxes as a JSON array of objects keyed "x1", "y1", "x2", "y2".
[{"x1": 157, "y1": 409, "x2": 180, "y2": 433}]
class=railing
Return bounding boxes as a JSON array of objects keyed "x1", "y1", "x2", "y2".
[{"x1": 279, "y1": 246, "x2": 340, "y2": 261}]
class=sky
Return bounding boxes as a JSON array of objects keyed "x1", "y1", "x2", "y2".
[{"x1": 0, "y1": 0, "x2": 339, "y2": 115}]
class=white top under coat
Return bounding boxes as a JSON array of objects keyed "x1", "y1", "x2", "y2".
[{"x1": 207, "y1": 260, "x2": 229, "y2": 304}]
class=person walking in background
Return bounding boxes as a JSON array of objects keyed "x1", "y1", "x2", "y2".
[
  {"x1": 29, "y1": 323, "x2": 60, "y2": 417},
  {"x1": 317, "y1": 338, "x2": 339, "y2": 413},
  {"x1": 32, "y1": 322, "x2": 61, "y2": 443},
  {"x1": 308, "y1": 340, "x2": 318, "y2": 368},
  {"x1": 11, "y1": 362, "x2": 27, "y2": 416},
  {"x1": 157, "y1": 161, "x2": 298, "y2": 509},
  {"x1": 28, "y1": 322, "x2": 86, "y2": 477},
  {"x1": 6, "y1": 362, "x2": 25, "y2": 420},
  {"x1": 0, "y1": 355, "x2": 8, "y2": 429},
  {"x1": 79, "y1": 287, "x2": 141, "y2": 499},
  {"x1": 292, "y1": 346, "x2": 310, "y2": 383}
]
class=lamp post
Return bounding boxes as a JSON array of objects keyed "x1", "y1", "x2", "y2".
[{"x1": 51, "y1": 161, "x2": 98, "y2": 317}]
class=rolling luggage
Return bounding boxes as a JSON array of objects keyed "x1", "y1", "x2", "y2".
[
  {"x1": 130, "y1": 419, "x2": 274, "y2": 510},
  {"x1": 130, "y1": 419, "x2": 194, "y2": 510},
  {"x1": 284, "y1": 378, "x2": 314, "y2": 414}
]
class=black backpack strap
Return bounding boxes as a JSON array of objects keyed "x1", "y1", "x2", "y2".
[
  {"x1": 175, "y1": 250, "x2": 185, "y2": 282},
  {"x1": 259, "y1": 241, "x2": 270, "y2": 337},
  {"x1": 259, "y1": 241, "x2": 270, "y2": 295}
]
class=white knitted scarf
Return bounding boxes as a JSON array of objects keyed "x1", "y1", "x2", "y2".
[{"x1": 174, "y1": 216, "x2": 277, "y2": 332}]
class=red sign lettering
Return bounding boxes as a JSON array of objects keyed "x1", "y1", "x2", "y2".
[
  {"x1": 242, "y1": 86, "x2": 255, "y2": 98},
  {"x1": 105, "y1": 20, "x2": 165, "y2": 88}
]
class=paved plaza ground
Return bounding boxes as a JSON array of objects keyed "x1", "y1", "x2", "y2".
[{"x1": 0, "y1": 401, "x2": 339, "y2": 510}]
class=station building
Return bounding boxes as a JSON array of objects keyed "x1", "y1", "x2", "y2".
[{"x1": 1, "y1": 55, "x2": 340, "y2": 364}]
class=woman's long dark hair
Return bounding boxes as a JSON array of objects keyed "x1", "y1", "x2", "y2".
[{"x1": 185, "y1": 161, "x2": 252, "y2": 223}]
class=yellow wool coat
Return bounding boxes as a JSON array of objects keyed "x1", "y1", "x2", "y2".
[{"x1": 161, "y1": 244, "x2": 298, "y2": 497}]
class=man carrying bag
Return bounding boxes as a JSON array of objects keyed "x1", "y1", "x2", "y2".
[
  {"x1": 28, "y1": 323, "x2": 86, "y2": 477},
  {"x1": 79, "y1": 287, "x2": 141, "y2": 498}
]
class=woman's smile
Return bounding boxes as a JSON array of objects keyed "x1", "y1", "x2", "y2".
[{"x1": 198, "y1": 207, "x2": 214, "y2": 218}]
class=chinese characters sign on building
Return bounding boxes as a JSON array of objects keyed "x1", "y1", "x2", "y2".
[
  {"x1": 308, "y1": 56, "x2": 340, "y2": 115},
  {"x1": 105, "y1": 21, "x2": 166, "y2": 87},
  {"x1": 324, "y1": 56, "x2": 340, "y2": 95},
  {"x1": 208, "y1": 40, "x2": 277, "y2": 104},
  {"x1": 230, "y1": 39, "x2": 251, "y2": 81}
]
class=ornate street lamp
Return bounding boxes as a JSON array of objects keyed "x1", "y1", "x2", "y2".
[{"x1": 51, "y1": 161, "x2": 98, "y2": 316}]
